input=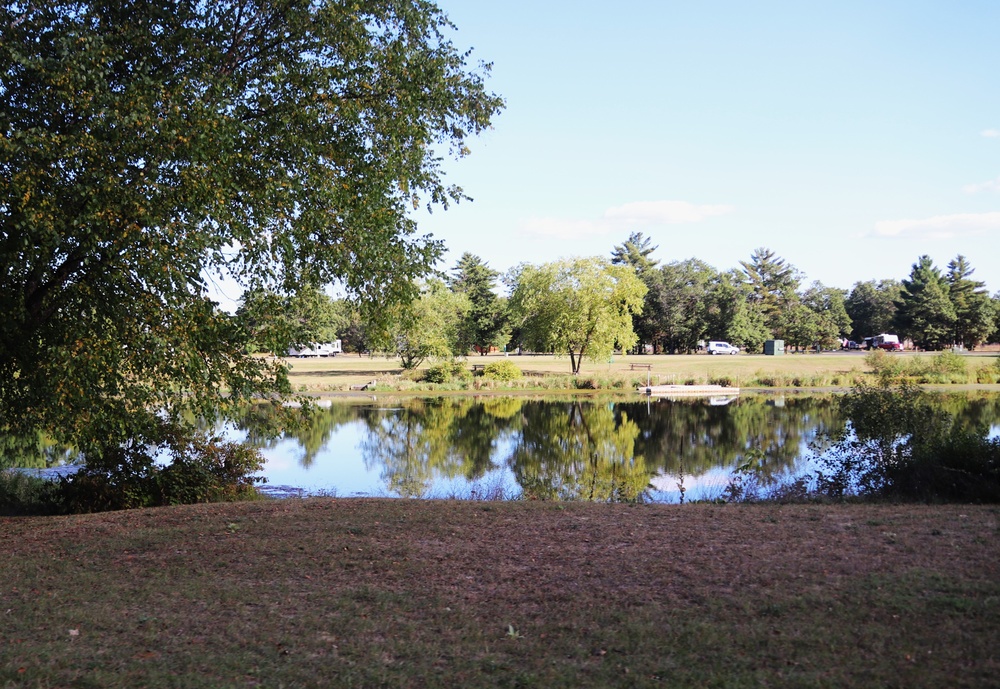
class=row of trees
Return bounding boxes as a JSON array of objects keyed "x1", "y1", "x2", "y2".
[
  {"x1": 614, "y1": 235, "x2": 999, "y2": 354},
  {"x1": 242, "y1": 236, "x2": 1000, "y2": 371}
]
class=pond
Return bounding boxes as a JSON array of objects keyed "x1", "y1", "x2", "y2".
[
  {"x1": 10, "y1": 392, "x2": 1000, "y2": 502},
  {"x1": 231, "y1": 391, "x2": 1000, "y2": 501}
]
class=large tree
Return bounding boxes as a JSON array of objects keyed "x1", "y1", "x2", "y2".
[
  {"x1": 739, "y1": 247, "x2": 801, "y2": 338},
  {"x1": 946, "y1": 255, "x2": 995, "y2": 350},
  {"x1": 237, "y1": 285, "x2": 345, "y2": 355},
  {"x1": 845, "y1": 279, "x2": 902, "y2": 341},
  {"x1": 893, "y1": 256, "x2": 957, "y2": 351},
  {"x1": 0, "y1": 2, "x2": 502, "y2": 458},
  {"x1": 508, "y1": 257, "x2": 647, "y2": 374},
  {"x1": 377, "y1": 280, "x2": 470, "y2": 369},
  {"x1": 448, "y1": 252, "x2": 508, "y2": 355},
  {"x1": 703, "y1": 271, "x2": 769, "y2": 353},
  {"x1": 646, "y1": 259, "x2": 717, "y2": 353}
]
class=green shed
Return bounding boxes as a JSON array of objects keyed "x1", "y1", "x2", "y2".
[{"x1": 764, "y1": 339, "x2": 785, "y2": 356}]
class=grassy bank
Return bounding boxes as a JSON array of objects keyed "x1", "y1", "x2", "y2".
[
  {"x1": 1, "y1": 500, "x2": 997, "y2": 688},
  {"x1": 284, "y1": 351, "x2": 1000, "y2": 393}
]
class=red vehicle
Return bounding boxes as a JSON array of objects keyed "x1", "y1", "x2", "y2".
[{"x1": 864, "y1": 334, "x2": 903, "y2": 351}]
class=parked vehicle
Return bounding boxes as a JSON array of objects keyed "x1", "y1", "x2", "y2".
[
  {"x1": 706, "y1": 341, "x2": 740, "y2": 355},
  {"x1": 864, "y1": 334, "x2": 902, "y2": 351},
  {"x1": 841, "y1": 339, "x2": 862, "y2": 350},
  {"x1": 288, "y1": 340, "x2": 342, "y2": 357}
]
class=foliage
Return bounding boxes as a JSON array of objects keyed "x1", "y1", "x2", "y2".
[
  {"x1": 0, "y1": 0, "x2": 502, "y2": 479},
  {"x1": 423, "y1": 360, "x2": 473, "y2": 384},
  {"x1": 893, "y1": 256, "x2": 957, "y2": 350},
  {"x1": 845, "y1": 279, "x2": 902, "y2": 341},
  {"x1": 481, "y1": 359, "x2": 523, "y2": 381},
  {"x1": 703, "y1": 271, "x2": 770, "y2": 353},
  {"x1": 508, "y1": 257, "x2": 647, "y2": 374},
  {"x1": 946, "y1": 256, "x2": 996, "y2": 349},
  {"x1": 795, "y1": 282, "x2": 852, "y2": 349},
  {"x1": 0, "y1": 470, "x2": 63, "y2": 516},
  {"x1": 59, "y1": 426, "x2": 266, "y2": 513},
  {"x1": 816, "y1": 381, "x2": 1000, "y2": 501},
  {"x1": 377, "y1": 280, "x2": 471, "y2": 369},
  {"x1": 865, "y1": 349, "x2": 972, "y2": 384},
  {"x1": 739, "y1": 247, "x2": 801, "y2": 337},
  {"x1": 237, "y1": 285, "x2": 346, "y2": 355},
  {"x1": 644, "y1": 259, "x2": 717, "y2": 353},
  {"x1": 449, "y1": 253, "x2": 509, "y2": 354}
]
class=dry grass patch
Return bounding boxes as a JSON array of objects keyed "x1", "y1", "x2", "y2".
[{"x1": 2, "y1": 500, "x2": 998, "y2": 687}]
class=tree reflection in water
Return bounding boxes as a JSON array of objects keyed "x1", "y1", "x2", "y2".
[
  {"x1": 227, "y1": 392, "x2": 1000, "y2": 501},
  {"x1": 12, "y1": 393, "x2": 998, "y2": 500}
]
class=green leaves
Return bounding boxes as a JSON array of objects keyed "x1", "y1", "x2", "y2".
[
  {"x1": 0, "y1": 1, "x2": 501, "y2": 461},
  {"x1": 509, "y1": 257, "x2": 647, "y2": 374}
]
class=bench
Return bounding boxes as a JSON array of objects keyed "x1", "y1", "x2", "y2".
[
  {"x1": 629, "y1": 363, "x2": 653, "y2": 371},
  {"x1": 471, "y1": 364, "x2": 485, "y2": 372}
]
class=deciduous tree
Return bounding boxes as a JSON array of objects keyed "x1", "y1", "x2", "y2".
[
  {"x1": 0, "y1": 1, "x2": 502, "y2": 461},
  {"x1": 378, "y1": 280, "x2": 470, "y2": 369},
  {"x1": 846, "y1": 280, "x2": 902, "y2": 341},
  {"x1": 508, "y1": 258, "x2": 647, "y2": 374}
]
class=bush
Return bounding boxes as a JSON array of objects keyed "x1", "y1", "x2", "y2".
[
  {"x1": 59, "y1": 427, "x2": 266, "y2": 513},
  {"x1": 865, "y1": 349, "x2": 905, "y2": 382},
  {"x1": 423, "y1": 361, "x2": 473, "y2": 384},
  {"x1": 481, "y1": 359, "x2": 523, "y2": 381},
  {"x1": 0, "y1": 470, "x2": 63, "y2": 515}
]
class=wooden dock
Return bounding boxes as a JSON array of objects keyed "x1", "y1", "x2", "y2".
[{"x1": 637, "y1": 384, "x2": 740, "y2": 397}]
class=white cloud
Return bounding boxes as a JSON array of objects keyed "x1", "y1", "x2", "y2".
[
  {"x1": 963, "y1": 177, "x2": 1000, "y2": 193},
  {"x1": 872, "y1": 212, "x2": 1000, "y2": 240},
  {"x1": 520, "y1": 200, "x2": 734, "y2": 240},
  {"x1": 981, "y1": 129, "x2": 1000, "y2": 138}
]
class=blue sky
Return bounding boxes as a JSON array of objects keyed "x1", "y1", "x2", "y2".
[{"x1": 413, "y1": 0, "x2": 1000, "y2": 294}]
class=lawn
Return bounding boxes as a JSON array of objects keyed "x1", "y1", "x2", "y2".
[
  {"x1": 2, "y1": 500, "x2": 998, "y2": 688},
  {"x1": 284, "y1": 350, "x2": 1000, "y2": 393}
]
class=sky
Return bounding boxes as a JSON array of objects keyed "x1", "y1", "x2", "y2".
[{"x1": 409, "y1": 0, "x2": 1000, "y2": 295}]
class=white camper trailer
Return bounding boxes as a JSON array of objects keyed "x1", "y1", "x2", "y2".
[{"x1": 287, "y1": 340, "x2": 342, "y2": 357}]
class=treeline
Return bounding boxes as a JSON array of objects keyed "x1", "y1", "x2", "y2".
[{"x1": 236, "y1": 234, "x2": 1000, "y2": 363}]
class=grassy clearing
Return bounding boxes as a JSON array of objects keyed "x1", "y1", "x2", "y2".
[
  {"x1": 285, "y1": 351, "x2": 1000, "y2": 393},
  {"x1": 2, "y1": 500, "x2": 998, "y2": 688}
]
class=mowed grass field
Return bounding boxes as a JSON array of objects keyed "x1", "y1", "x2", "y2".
[
  {"x1": 2, "y1": 500, "x2": 997, "y2": 688},
  {"x1": 283, "y1": 349, "x2": 1000, "y2": 393}
]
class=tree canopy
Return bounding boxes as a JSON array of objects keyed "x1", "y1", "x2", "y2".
[
  {"x1": 508, "y1": 257, "x2": 647, "y2": 374},
  {"x1": 0, "y1": 1, "x2": 502, "y2": 455},
  {"x1": 893, "y1": 256, "x2": 957, "y2": 351}
]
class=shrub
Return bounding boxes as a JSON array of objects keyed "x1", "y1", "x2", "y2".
[
  {"x1": 422, "y1": 361, "x2": 472, "y2": 384},
  {"x1": 0, "y1": 470, "x2": 63, "y2": 516},
  {"x1": 865, "y1": 349, "x2": 905, "y2": 382},
  {"x1": 709, "y1": 375, "x2": 735, "y2": 388},
  {"x1": 975, "y1": 364, "x2": 1000, "y2": 384},
  {"x1": 59, "y1": 427, "x2": 266, "y2": 513},
  {"x1": 482, "y1": 359, "x2": 523, "y2": 381}
]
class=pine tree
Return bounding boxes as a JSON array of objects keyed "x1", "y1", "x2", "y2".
[
  {"x1": 449, "y1": 253, "x2": 508, "y2": 355},
  {"x1": 946, "y1": 255, "x2": 995, "y2": 350},
  {"x1": 893, "y1": 256, "x2": 957, "y2": 350},
  {"x1": 611, "y1": 232, "x2": 660, "y2": 275},
  {"x1": 739, "y1": 247, "x2": 800, "y2": 337}
]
